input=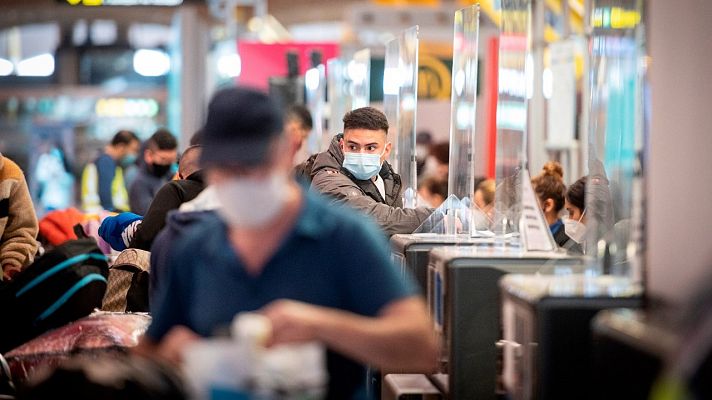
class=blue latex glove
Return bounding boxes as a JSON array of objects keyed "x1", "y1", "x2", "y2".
[{"x1": 99, "y1": 212, "x2": 143, "y2": 251}]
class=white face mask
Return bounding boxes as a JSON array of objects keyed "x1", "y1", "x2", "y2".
[
  {"x1": 214, "y1": 172, "x2": 288, "y2": 228},
  {"x1": 564, "y1": 209, "x2": 587, "y2": 244}
]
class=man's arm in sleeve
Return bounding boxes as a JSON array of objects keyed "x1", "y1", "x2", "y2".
[
  {"x1": 95, "y1": 156, "x2": 116, "y2": 211},
  {"x1": 263, "y1": 297, "x2": 438, "y2": 372},
  {"x1": 311, "y1": 170, "x2": 433, "y2": 236},
  {"x1": 130, "y1": 182, "x2": 182, "y2": 250},
  {"x1": 136, "y1": 225, "x2": 199, "y2": 364},
  {"x1": 261, "y1": 215, "x2": 439, "y2": 372},
  {"x1": 129, "y1": 175, "x2": 154, "y2": 215}
]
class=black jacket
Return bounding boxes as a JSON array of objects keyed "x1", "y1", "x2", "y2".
[
  {"x1": 310, "y1": 135, "x2": 432, "y2": 236},
  {"x1": 130, "y1": 171, "x2": 205, "y2": 251}
]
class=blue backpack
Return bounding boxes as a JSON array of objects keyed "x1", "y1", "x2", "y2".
[{"x1": 0, "y1": 238, "x2": 109, "y2": 353}]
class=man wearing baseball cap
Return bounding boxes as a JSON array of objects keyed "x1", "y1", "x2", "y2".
[{"x1": 137, "y1": 86, "x2": 437, "y2": 399}]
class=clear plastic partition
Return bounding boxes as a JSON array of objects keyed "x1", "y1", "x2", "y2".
[
  {"x1": 305, "y1": 62, "x2": 326, "y2": 155},
  {"x1": 327, "y1": 58, "x2": 347, "y2": 135},
  {"x1": 383, "y1": 39, "x2": 400, "y2": 167},
  {"x1": 388, "y1": 26, "x2": 419, "y2": 209},
  {"x1": 350, "y1": 49, "x2": 371, "y2": 109},
  {"x1": 492, "y1": 0, "x2": 532, "y2": 245},
  {"x1": 413, "y1": 195, "x2": 472, "y2": 236},
  {"x1": 447, "y1": 5, "x2": 481, "y2": 236},
  {"x1": 327, "y1": 49, "x2": 371, "y2": 135},
  {"x1": 585, "y1": 0, "x2": 647, "y2": 280}
]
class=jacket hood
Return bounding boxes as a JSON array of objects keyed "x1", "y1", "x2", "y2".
[
  {"x1": 311, "y1": 134, "x2": 344, "y2": 176},
  {"x1": 164, "y1": 185, "x2": 220, "y2": 234},
  {"x1": 164, "y1": 208, "x2": 216, "y2": 236},
  {"x1": 178, "y1": 185, "x2": 220, "y2": 212}
]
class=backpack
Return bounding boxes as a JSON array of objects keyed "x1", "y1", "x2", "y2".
[
  {"x1": 101, "y1": 248, "x2": 150, "y2": 313},
  {"x1": 0, "y1": 238, "x2": 109, "y2": 353}
]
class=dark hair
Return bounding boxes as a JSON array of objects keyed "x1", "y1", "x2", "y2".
[
  {"x1": 566, "y1": 176, "x2": 587, "y2": 211},
  {"x1": 430, "y1": 142, "x2": 450, "y2": 165},
  {"x1": 532, "y1": 161, "x2": 566, "y2": 212},
  {"x1": 286, "y1": 105, "x2": 313, "y2": 130},
  {"x1": 189, "y1": 129, "x2": 204, "y2": 146},
  {"x1": 343, "y1": 107, "x2": 389, "y2": 133},
  {"x1": 416, "y1": 130, "x2": 433, "y2": 145},
  {"x1": 110, "y1": 130, "x2": 139, "y2": 146},
  {"x1": 147, "y1": 129, "x2": 178, "y2": 151},
  {"x1": 421, "y1": 176, "x2": 448, "y2": 200}
]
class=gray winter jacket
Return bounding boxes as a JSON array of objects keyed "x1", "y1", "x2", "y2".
[{"x1": 310, "y1": 135, "x2": 433, "y2": 236}]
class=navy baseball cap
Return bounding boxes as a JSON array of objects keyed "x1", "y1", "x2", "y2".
[{"x1": 200, "y1": 86, "x2": 284, "y2": 168}]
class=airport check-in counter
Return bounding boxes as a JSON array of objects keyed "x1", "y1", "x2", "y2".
[
  {"x1": 589, "y1": 309, "x2": 677, "y2": 400},
  {"x1": 426, "y1": 246, "x2": 584, "y2": 399},
  {"x1": 390, "y1": 233, "x2": 494, "y2": 291},
  {"x1": 499, "y1": 274, "x2": 642, "y2": 400}
]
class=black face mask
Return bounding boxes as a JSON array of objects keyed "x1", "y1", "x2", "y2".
[{"x1": 149, "y1": 163, "x2": 172, "y2": 177}]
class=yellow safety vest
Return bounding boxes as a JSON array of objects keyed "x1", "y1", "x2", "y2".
[{"x1": 81, "y1": 163, "x2": 129, "y2": 213}]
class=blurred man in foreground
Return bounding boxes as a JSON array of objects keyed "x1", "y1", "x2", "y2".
[{"x1": 136, "y1": 87, "x2": 438, "y2": 399}]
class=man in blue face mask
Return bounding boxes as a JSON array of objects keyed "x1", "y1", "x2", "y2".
[
  {"x1": 136, "y1": 87, "x2": 439, "y2": 399},
  {"x1": 310, "y1": 107, "x2": 433, "y2": 236},
  {"x1": 81, "y1": 130, "x2": 140, "y2": 213}
]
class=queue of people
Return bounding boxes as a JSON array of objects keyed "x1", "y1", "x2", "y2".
[{"x1": 0, "y1": 84, "x2": 592, "y2": 399}]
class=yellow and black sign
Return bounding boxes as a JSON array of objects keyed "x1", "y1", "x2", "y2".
[
  {"x1": 59, "y1": 0, "x2": 182, "y2": 6},
  {"x1": 371, "y1": 0, "x2": 440, "y2": 5},
  {"x1": 418, "y1": 54, "x2": 451, "y2": 100}
]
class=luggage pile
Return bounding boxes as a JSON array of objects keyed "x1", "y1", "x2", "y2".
[{"x1": 0, "y1": 231, "x2": 154, "y2": 399}]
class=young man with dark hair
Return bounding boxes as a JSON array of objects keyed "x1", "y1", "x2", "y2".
[
  {"x1": 135, "y1": 87, "x2": 438, "y2": 399},
  {"x1": 129, "y1": 129, "x2": 178, "y2": 215},
  {"x1": 310, "y1": 106, "x2": 433, "y2": 236},
  {"x1": 81, "y1": 130, "x2": 140, "y2": 212}
]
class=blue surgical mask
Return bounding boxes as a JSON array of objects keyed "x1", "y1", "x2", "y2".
[
  {"x1": 342, "y1": 150, "x2": 384, "y2": 180},
  {"x1": 121, "y1": 153, "x2": 137, "y2": 167}
]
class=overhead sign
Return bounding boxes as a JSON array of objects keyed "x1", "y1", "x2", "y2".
[
  {"x1": 237, "y1": 42, "x2": 340, "y2": 90},
  {"x1": 592, "y1": 6, "x2": 641, "y2": 29},
  {"x1": 95, "y1": 98, "x2": 160, "y2": 118}
]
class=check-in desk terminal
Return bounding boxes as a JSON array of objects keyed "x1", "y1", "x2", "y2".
[
  {"x1": 499, "y1": 274, "x2": 642, "y2": 400},
  {"x1": 427, "y1": 246, "x2": 583, "y2": 399},
  {"x1": 391, "y1": 233, "x2": 494, "y2": 291}
]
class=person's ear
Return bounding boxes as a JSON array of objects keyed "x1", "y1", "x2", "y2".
[
  {"x1": 543, "y1": 198, "x2": 554, "y2": 213},
  {"x1": 383, "y1": 141, "x2": 392, "y2": 160}
]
